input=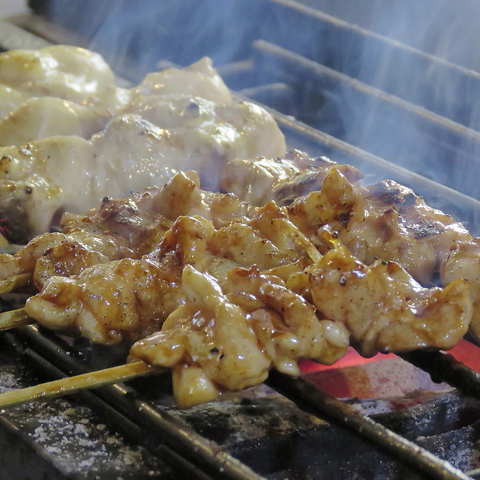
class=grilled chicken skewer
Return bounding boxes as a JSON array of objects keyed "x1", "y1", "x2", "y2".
[
  {"x1": 21, "y1": 202, "x2": 471, "y2": 407},
  {"x1": 0, "y1": 151, "x2": 476, "y2": 406},
  {"x1": 0, "y1": 46, "x2": 285, "y2": 243},
  {"x1": 224, "y1": 152, "x2": 480, "y2": 342}
]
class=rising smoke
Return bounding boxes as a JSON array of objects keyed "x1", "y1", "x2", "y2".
[{"x1": 36, "y1": 0, "x2": 480, "y2": 206}]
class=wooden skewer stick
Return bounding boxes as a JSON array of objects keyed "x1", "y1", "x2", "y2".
[
  {"x1": 0, "y1": 360, "x2": 159, "y2": 409},
  {"x1": 0, "y1": 273, "x2": 31, "y2": 295},
  {"x1": 0, "y1": 308, "x2": 34, "y2": 331}
]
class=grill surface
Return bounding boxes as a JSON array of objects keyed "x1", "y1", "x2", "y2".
[{"x1": 1, "y1": 1, "x2": 480, "y2": 479}]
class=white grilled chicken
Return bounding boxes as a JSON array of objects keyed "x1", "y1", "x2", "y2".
[{"x1": 0, "y1": 47, "x2": 285, "y2": 242}]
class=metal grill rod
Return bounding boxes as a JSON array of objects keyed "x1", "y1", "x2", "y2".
[
  {"x1": 400, "y1": 349, "x2": 480, "y2": 402},
  {"x1": 5, "y1": 325, "x2": 266, "y2": 480},
  {"x1": 265, "y1": 369, "x2": 472, "y2": 480},
  {"x1": 260, "y1": 101, "x2": 480, "y2": 235}
]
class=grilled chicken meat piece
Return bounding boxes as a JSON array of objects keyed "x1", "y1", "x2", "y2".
[
  {"x1": 296, "y1": 235, "x2": 472, "y2": 357},
  {"x1": 0, "y1": 102, "x2": 283, "y2": 242},
  {"x1": 129, "y1": 265, "x2": 349, "y2": 408},
  {"x1": 0, "y1": 45, "x2": 120, "y2": 107},
  {"x1": 338, "y1": 179, "x2": 473, "y2": 285},
  {"x1": 0, "y1": 46, "x2": 232, "y2": 145},
  {"x1": 442, "y1": 239, "x2": 480, "y2": 343},
  {"x1": 0, "y1": 46, "x2": 129, "y2": 144},
  {"x1": 0, "y1": 97, "x2": 112, "y2": 147},
  {"x1": 220, "y1": 150, "x2": 363, "y2": 206}
]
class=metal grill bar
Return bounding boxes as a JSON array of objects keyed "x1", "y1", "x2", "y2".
[
  {"x1": 246, "y1": 39, "x2": 480, "y2": 207},
  {"x1": 400, "y1": 349, "x2": 480, "y2": 403},
  {"x1": 5, "y1": 325, "x2": 265, "y2": 480},
  {"x1": 265, "y1": 370, "x2": 472, "y2": 480}
]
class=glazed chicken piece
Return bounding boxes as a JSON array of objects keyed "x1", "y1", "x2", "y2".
[
  {"x1": 129, "y1": 265, "x2": 349, "y2": 408},
  {"x1": 23, "y1": 199, "x2": 313, "y2": 344},
  {"x1": 0, "y1": 171, "x2": 212, "y2": 290},
  {"x1": 292, "y1": 235, "x2": 472, "y2": 357},
  {"x1": 23, "y1": 213, "x2": 217, "y2": 344},
  {"x1": 25, "y1": 256, "x2": 185, "y2": 344},
  {"x1": 284, "y1": 167, "x2": 472, "y2": 285},
  {"x1": 442, "y1": 238, "x2": 480, "y2": 343}
]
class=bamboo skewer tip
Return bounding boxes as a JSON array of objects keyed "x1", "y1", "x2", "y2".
[{"x1": 0, "y1": 308, "x2": 33, "y2": 331}]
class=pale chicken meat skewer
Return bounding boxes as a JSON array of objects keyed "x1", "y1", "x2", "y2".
[
  {"x1": 0, "y1": 46, "x2": 232, "y2": 144},
  {"x1": 0, "y1": 46, "x2": 285, "y2": 243},
  {"x1": 0, "y1": 103, "x2": 284, "y2": 243}
]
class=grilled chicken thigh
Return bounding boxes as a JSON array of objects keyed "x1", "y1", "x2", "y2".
[{"x1": 300, "y1": 235, "x2": 471, "y2": 357}]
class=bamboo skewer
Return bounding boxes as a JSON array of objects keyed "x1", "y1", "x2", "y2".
[
  {"x1": 0, "y1": 308, "x2": 34, "y2": 330},
  {"x1": 0, "y1": 309, "x2": 161, "y2": 410},
  {"x1": 0, "y1": 306, "x2": 163, "y2": 410},
  {"x1": 0, "y1": 360, "x2": 159, "y2": 409}
]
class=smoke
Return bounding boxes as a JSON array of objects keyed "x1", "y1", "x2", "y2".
[
  {"x1": 42, "y1": 0, "x2": 265, "y2": 81},
  {"x1": 38, "y1": 0, "x2": 480, "y2": 214}
]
